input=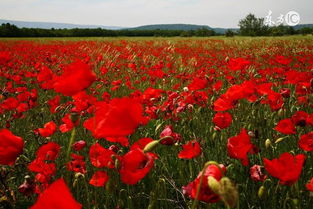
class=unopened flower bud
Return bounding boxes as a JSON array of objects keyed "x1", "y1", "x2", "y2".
[
  {"x1": 208, "y1": 176, "x2": 220, "y2": 194},
  {"x1": 143, "y1": 140, "x2": 160, "y2": 153},
  {"x1": 258, "y1": 186, "x2": 265, "y2": 199},
  {"x1": 275, "y1": 137, "x2": 284, "y2": 144},
  {"x1": 265, "y1": 139, "x2": 272, "y2": 149},
  {"x1": 74, "y1": 172, "x2": 85, "y2": 179},
  {"x1": 219, "y1": 177, "x2": 238, "y2": 208}
]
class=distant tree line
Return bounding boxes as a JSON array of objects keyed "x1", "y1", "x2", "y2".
[
  {"x1": 0, "y1": 23, "x2": 217, "y2": 37},
  {"x1": 0, "y1": 16, "x2": 312, "y2": 37},
  {"x1": 238, "y1": 13, "x2": 313, "y2": 36}
]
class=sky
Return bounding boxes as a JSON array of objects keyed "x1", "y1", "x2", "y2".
[{"x1": 0, "y1": 0, "x2": 312, "y2": 28}]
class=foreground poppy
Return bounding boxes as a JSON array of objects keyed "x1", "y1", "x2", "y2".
[
  {"x1": 0, "y1": 129, "x2": 24, "y2": 165},
  {"x1": 53, "y1": 60, "x2": 96, "y2": 96},
  {"x1": 182, "y1": 164, "x2": 226, "y2": 203},
  {"x1": 84, "y1": 97, "x2": 147, "y2": 138},
  {"x1": 30, "y1": 178, "x2": 82, "y2": 209},
  {"x1": 263, "y1": 152, "x2": 306, "y2": 185}
]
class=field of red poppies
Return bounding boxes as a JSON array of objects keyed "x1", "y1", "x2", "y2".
[{"x1": 0, "y1": 37, "x2": 313, "y2": 209}]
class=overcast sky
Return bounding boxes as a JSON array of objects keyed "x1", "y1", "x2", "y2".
[{"x1": 0, "y1": 0, "x2": 312, "y2": 27}]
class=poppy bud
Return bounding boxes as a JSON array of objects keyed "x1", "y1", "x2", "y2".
[
  {"x1": 219, "y1": 177, "x2": 238, "y2": 208},
  {"x1": 265, "y1": 139, "x2": 272, "y2": 149},
  {"x1": 105, "y1": 178, "x2": 112, "y2": 192},
  {"x1": 277, "y1": 108, "x2": 284, "y2": 117},
  {"x1": 74, "y1": 172, "x2": 85, "y2": 179},
  {"x1": 114, "y1": 157, "x2": 120, "y2": 170},
  {"x1": 258, "y1": 186, "x2": 265, "y2": 199},
  {"x1": 212, "y1": 132, "x2": 217, "y2": 140},
  {"x1": 275, "y1": 137, "x2": 285, "y2": 144},
  {"x1": 143, "y1": 140, "x2": 160, "y2": 153},
  {"x1": 73, "y1": 179, "x2": 78, "y2": 188},
  {"x1": 292, "y1": 198, "x2": 299, "y2": 207},
  {"x1": 208, "y1": 176, "x2": 220, "y2": 194}
]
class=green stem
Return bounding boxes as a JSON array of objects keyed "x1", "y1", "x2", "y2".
[{"x1": 66, "y1": 127, "x2": 76, "y2": 161}]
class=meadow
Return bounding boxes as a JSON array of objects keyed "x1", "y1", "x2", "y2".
[{"x1": 0, "y1": 36, "x2": 313, "y2": 209}]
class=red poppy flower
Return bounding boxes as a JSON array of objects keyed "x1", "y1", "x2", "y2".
[
  {"x1": 36, "y1": 121, "x2": 57, "y2": 137},
  {"x1": 119, "y1": 149, "x2": 156, "y2": 185},
  {"x1": 105, "y1": 136, "x2": 129, "y2": 147},
  {"x1": 0, "y1": 51, "x2": 10, "y2": 65},
  {"x1": 182, "y1": 164, "x2": 226, "y2": 203},
  {"x1": 250, "y1": 165, "x2": 267, "y2": 182},
  {"x1": 213, "y1": 95, "x2": 234, "y2": 112},
  {"x1": 67, "y1": 154, "x2": 86, "y2": 174},
  {"x1": 291, "y1": 111, "x2": 308, "y2": 127},
  {"x1": 274, "y1": 119, "x2": 296, "y2": 135},
  {"x1": 36, "y1": 142, "x2": 60, "y2": 161},
  {"x1": 59, "y1": 114, "x2": 79, "y2": 133},
  {"x1": 37, "y1": 66, "x2": 54, "y2": 89},
  {"x1": 1, "y1": 97, "x2": 19, "y2": 110},
  {"x1": 0, "y1": 129, "x2": 24, "y2": 165},
  {"x1": 84, "y1": 97, "x2": 147, "y2": 138},
  {"x1": 30, "y1": 178, "x2": 81, "y2": 209},
  {"x1": 130, "y1": 138, "x2": 154, "y2": 150},
  {"x1": 53, "y1": 60, "x2": 96, "y2": 96},
  {"x1": 298, "y1": 132, "x2": 313, "y2": 151},
  {"x1": 187, "y1": 78, "x2": 208, "y2": 91},
  {"x1": 213, "y1": 112, "x2": 232, "y2": 129},
  {"x1": 306, "y1": 178, "x2": 313, "y2": 192},
  {"x1": 47, "y1": 95, "x2": 60, "y2": 114},
  {"x1": 266, "y1": 92, "x2": 284, "y2": 111},
  {"x1": 89, "y1": 143, "x2": 115, "y2": 169},
  {"x1": 227, "y1": 57, "x2": 250, "y2": 71},
  {"x1": 227, "y1": 129, "x2": 257, "y2": 166},
  {"x1": 178, "y1": 140, "x2": 201, "y2": 159},
  {"x1": 263, "y1": 152, "x2": 306, "y2": 185},
  {"x1": 89, "y1": 171, "x2": 109, "y2": 187}
]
